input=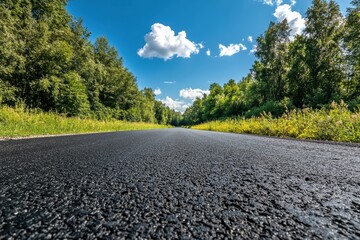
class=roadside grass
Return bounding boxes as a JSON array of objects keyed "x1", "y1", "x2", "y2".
[
  {"x1": 192, "y1": 102, "x2": 360, "y2": 143},
  {"x1": 0, "y1": 106, "x2": 170, "y2": 138}
]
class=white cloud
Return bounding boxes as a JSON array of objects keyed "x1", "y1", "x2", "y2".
[
  {"x1": 206, "y1": 49, "x2": 211, "y2": 56},
  {"x1": 263, "y1": 0, "x2": 273, "y2": 5},
  {"x1": 219, "y1": 43, "x2": 247, "y2": 57},
  {"x1": 159, "y1": 96, "x2": 189, "y2": 113},
  {"x1": 262, "y1": 0, "x2": 283, "y2": 6},
  {"x1": 274, "y1": 4, "x2": 305, "y2": 38},
  {"x1": 154, "y1": 88, "x2": 162, "y2": 95},
  {"x1": 250, "y1": 45, "x2": 258, "y2": 54},
  {"x1": 248, "y1": 36, "x2": 253, "y2": 43},
  {"x1": 290, "y1": 0, "x2": 296, "y2": 6},
  {"x1": 199, "y1": 43, "x2": 205, "y2": 49},
  {"x1": 179, "y1": 88, "x2": 210, "y2": 101},
  {"x1": 164, "y1": 81, "x2": 176, "y2": 84},
  {"x1": 138, "y1": 23, "x2": 201, "y2": 60}
]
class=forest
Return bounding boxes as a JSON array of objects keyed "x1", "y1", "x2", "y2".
[
  {"x1": 0, "y1": 0, "x2": 359, "y2": 130},
  {"x1": 0, "y1": 0, "x2": 182, "y2": 126},
  {"x1": 183, "y1": 0, "x2": 360, "y2": 126}
]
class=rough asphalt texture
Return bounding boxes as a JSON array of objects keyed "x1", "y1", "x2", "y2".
[{"x1": 0, "y1": 129, "x2": 360, "y2": 239}]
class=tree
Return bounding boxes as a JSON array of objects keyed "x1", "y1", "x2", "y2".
[
  {"x1": 253, "y1": 20, "x2": 291, "y2": 103},
  {"x1": 182, "y1": 97, "x2": 204, "y2": 125},
  {"x1": 0, "y1": 1, "x2": 26, "y2": 105},
  {"x1": 202, "y1": 83, "x2": 224, "y2": 120},
  {"x1": 154, "y1": 101, "x2": 168, "y2": 125},
  {"x1": 140, "y1": 88, "x2": 156, "y2": 123},
  {"x1": 0, "y1": 0, "x2": 182, "y2": 125},
  {"x1": 223, "y1": 79, "x2": 241, "y2": 116},
  {"x1": 288, "y1": 35, "x2": 310, "y2": 107},
  {"x1": 92, "y1": 37, "x2": 144, "y2": 120},
  {"x1": 345, "y1": 0, "x2": 360, "y2": 99},
  {"x1": 304, "y1": 0, "x2": 346, "y2": 106},
  {"x1": 55, "y1": 72, "x2": 90, "y2": 116}
]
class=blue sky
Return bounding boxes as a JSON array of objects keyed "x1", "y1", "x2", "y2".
[{"x1": 67, "y1": 0, "x2": 351, "y2": 112}]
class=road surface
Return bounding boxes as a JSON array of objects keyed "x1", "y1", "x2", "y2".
[{"x1": 0, "y1": 128, "x2": 359, "y2": 239}]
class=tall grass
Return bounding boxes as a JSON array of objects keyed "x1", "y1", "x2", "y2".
[
  {"x1": 192, "y1": 102, "x2": 360, "y2": 143},
  {"x1": 0, "y1": 106, "x2": 170, "y2": 138}
]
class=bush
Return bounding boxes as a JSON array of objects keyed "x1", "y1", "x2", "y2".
[
  {"x1": 348, "y1": 97, "x2": 360, "y2": 112},
  {"x1": 0, "y1": 106, "x2": 170, "y2": 138},
  {"x1": 193, "y1": 101, "x2": 360, "y2": 143},
  {"x1": 56, "y1": 72, "x2": 91, "y2": 116},
  {"x1": 244, "y1": 98, "x2": 293, "y2": 118},
  {"x1": 0, "y1": 80, "x2": 17, "y2": 106}
]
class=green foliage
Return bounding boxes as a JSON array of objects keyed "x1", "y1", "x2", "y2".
[
  {"x1": 55, "y1": 72, "x2": 90, "y2": 116},
  {"x1": 0, "y1": 105, "x2": 170, "y2": 138},
  {"x1": 253, "y1": 20, "x2": 291, "y2": 102},
  {"x1": 287, "y1": 36, "x2": 310, "y2": 107},
  {"x1": 183, "y1": 0, "x2": 359, "y2": 136},
  {"x1": 0, "y1": 80, "x2": 17, "y2": 106},
  {"x1": 244, "y1": 98, "x2": 293, "y2": 118},
  {"x1": 348, "y1": 97, "x2": 360, "y2": 111},
  {"x1": 304, "y1": 0, "x2": 346, "y2": 106},
  {"x1": 344, "y1": 0, "x2": 360, "y2": 99},
  {"x1": 0, "y1": 0, "x2": 181, "y2": 126},
  {"x1": 1, "y1": 0, "x2": 358, "y2": 134},
  {"x1": 193, "y1": 102, "x2": 360, "y2": 143}
]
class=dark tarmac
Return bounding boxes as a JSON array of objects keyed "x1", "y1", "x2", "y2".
[{"x1": 1, "y1": 128, "x2": 359, "y2": 239}]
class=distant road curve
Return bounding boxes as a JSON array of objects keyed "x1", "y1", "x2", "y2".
[{"x1": 0, "y1": 128, "x2": 359, "y2": 239}]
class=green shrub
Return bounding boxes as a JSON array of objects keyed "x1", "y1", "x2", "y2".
[
  {"x1": 0, "y1": 106, "x2": 170, "y2": 138},
  {"x1": 193, "y1": 101, "x2": 360, "y2": 143},
  {"x1": 244, "y1": 98, "x2": 293, "y2": 118}
]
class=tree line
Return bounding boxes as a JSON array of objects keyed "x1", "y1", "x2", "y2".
[
  {"x1": 183, "y1": 0, "x2": 359, "y2": 125},
  {"x1": 0, "y1": 0, "x2": 182, "y2": 125}
]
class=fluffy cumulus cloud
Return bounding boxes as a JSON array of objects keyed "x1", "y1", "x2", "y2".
[
  {"x1": 274, "y1": 4, "x2": 305, "y2": 37},
  {"x1": 219, "y1": 43, "x2": 247, "y2": 57},
  {"x1": 261, "y1": 0, "x2": 304, "y2": 38},
  {"x1": 159, "y1": 96, "x2": 188, "y2": 113},
  {"x1": 153, "y1": 88, "x2": 162, "y2": 95},
  {"x1": 206, "y1": 49, "x2": 211, "y2": 56},
  {"x1": 138, "y1": 23, "x2": 201, "y2": 60},
  {"x1": 247, "y1": 36, "x2": 253, "y2": 43},
  {"x1": 179, "y1": 88, "x2": 210, "y2": 101}
]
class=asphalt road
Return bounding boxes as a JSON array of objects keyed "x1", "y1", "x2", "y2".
[{"x1": 0, "y1": 128, "x2": 360, "y2": 239}]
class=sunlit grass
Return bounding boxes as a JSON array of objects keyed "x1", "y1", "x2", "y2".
[
  {"x1": 0, "y1": 106, "x2": 170, "y2": 138},
  {"x1": 192, "y1": 101, "x2": 360, "y2": 143}
]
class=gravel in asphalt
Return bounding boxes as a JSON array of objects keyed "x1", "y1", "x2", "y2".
[{"x1": 0, "y1": 128, "x2": 359, "y2": 239}]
